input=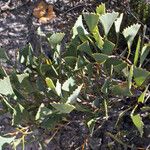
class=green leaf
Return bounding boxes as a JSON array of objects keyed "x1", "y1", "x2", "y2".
[
  {"x1": 133, "y1": 67, "x2": 150, "y2": 87},
  {"x1": 0, "y1": 76, "x2": 14, "y2": 96},
  {"x1": 0, "y1": 66, "x2": 7, "y2": 78},
  {"x1": 12, "y1": 103, "x2": 28, "y2": 125},
  {"x1": 138, "y1": 85, "x2": 149, "y2": 103},
  {"x1": 18, "y1": 43, "x2": 34, "y2": 66},
  {"x1": 114, "y1": 13, "x2": 123, "y2": 33},
  {"x1": 47, "y1": 32, "x2": 65, "y2": 47},
  {"x1": 0, "y1": 136, "x2": 15, "y2": 148},
  {"x1": 134, "y1": 36, "x2": 141, "y2": 66},
  {"x1": 83, "y1": 13, "x2": 100, "y2": 32},
  {"x1": 92, "y1": 53, "x2": 108, "y2": 64},
  {"x1": 102, "y1": 40, "x2": 115, "y2": 55},
  {"x1": 0, "y1": 48, "x2": 9, "y2": 61},
  {"x1": 96, "y1": 3, "x2": 105, "y2": 15},
  {"x1": 111, "y1": 82, "x2": 132, "y2": 96},
  {"x1": 123, "y1": 24, "x2": 141, "y2": 50},
  {"x1": 131, "y1": 106, "x2": 144, "y2": 137},
  {"x1": 67, "y1": 84, "x2": 83, "y2": 104},
  {"x1": 93, "y1": 29, "x2": 104, "y2": 49},
  {"x1": 140, "y1": 44, "x2": 150, "y2": 67},
  {"x1": 35, "y1": 103, "x2": 52, "y2": 122},
  {"x1": 62, "y1": 77, "x2": 75, "y2": 92},
  {"x1": 41, "y1": 114, "x2": 62, "y2": 129},
  {"x1": 51, "y1": 103, "x2": 75, "y2": 114},
  {"x1": 45, "y1": 77, "x2": 55, "y2": 91},
  {"x1": 78, "y1": 41, "x2": 93, "y2": 56},
  {"x1": 64, "y1": 56, "x2": 77, "y2": 68},
  {"x1": 72, "y1": 15, "x2": 88, "y2": 39},
  {"x1": 100, "y1": 12, "x2": 119, "y2": 36}
]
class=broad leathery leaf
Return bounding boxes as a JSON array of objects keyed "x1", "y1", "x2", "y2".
[
  {"x1": 45, "y1": 77, "x2": 55, "y2": 91},
  {"x1": 12, "y1": 103, "x2": 28, "y2": 125},
  {"x1": 0, "y1": 48, "x2": 9, "y2": 61},
  {"x1": 41, "y1": 114, "x2": 62, "y2": 129},
  {"x1": 123, "y1": 24, "x2": 141, "y2": 50},
  {"x1": 83, "y1": 13, "x2": 99, "y2": 32},
  {"x1": 67, "y1": 84, "x2": 83, "y2": 104},
  {"x1": 100, "y1": 12, "x2": 119, "y2": 36},
  {"x1": 35, "y1": 103, "x2": 52, "y2": 122},
  {"x1": 96, "y1": 3, "x2": 105, "y2": 15},
  {"x1": 93, "y1": 29, "x2": 104, "y2": 49},
  {"x1": 138, "y1": 85, "x2": 149, "y2": 103},
  {"x1": 51, "y1": 103, "x2": 75, "y2": 114},
  {"x1": 78, "y1": 41, "x2": 93, "y2": 56},
  {"x1": 18, "y1": 43, "x2": 33, "y2": 65},
  {"x1": 87, "y1": 118, "x2": 96, "y2": 135},
  {"x1": 0, "y1": 76, "x2": 14, "y2": 96},
  {"x1": 131, "y1": 106, "x2": 144, "y2": 137},
  {"x1": 62, "y1": 77, "x2": 75, "y2": 92},
  {"x1": 140, "y1": 44, "x2": 150, "y2": 67},
  {"x1": 64, "y1": 56, "x2": 77, "y2": 68},
  {"x1": 134, "y1": 36, "x2": 141, "y2": 66},
  {"x1": 92, "y1": 53, "x2": 108, "y2": 64},
  {"x1": 47, "y1": 32, "x2": 65, "y2": 47},
  {"x1": 104, "y1": 58, "x2": 127, "y2": 74},
  {"x1": 75, "y1": 56, "x2": 88, "y2": 70},
  {"x1": 115, "y1": 13, "x2": 123, "y2": 33},
  {"x1": 111, "y1": 82, "x2": 132, "y2": 96},
  {"x1": 0, "y1": 136, "x2": 15, "y2": 148},
  {"x1": 133, "y1": 67, "x2": 150, "y2": 87},
  {"x1": 102, "y1": 40, "x2": 115, "y2": 55},
  {"x1": 72, "y1": 15, "x2": 88, "y2": 39}
]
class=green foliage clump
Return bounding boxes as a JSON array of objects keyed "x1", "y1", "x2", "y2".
[{"x1": 0, "y1": 3, "x2": 150, "y2": 149}]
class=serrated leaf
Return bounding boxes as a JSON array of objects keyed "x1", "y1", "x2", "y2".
[
  {"x1": 62, "y1": 77, "x2": 75, "y2": 92},
  {"x1": 0, "y1": 136, "x2": 15, "y2": 148},
  {"x1": 0, "y1": 76, "x2": 14, "y2": 96},
  {"x1": 84, "y1": 13, "x2": 99, "y2": 32},
  {"x1": 134, "y1": 36, "x2": 141, "y2": 66},
  {"x1": 114, "y1": 13, "x2": 123, "y2": 33},
  {"x1": 72, "y1": 15, "x2": 88, "y2": 39},
  {"x1": 64, "y1": 56, "x2": 77, "y2": 68},
  {"x1": 45, "y1": 77, "x2": 55, "y2": 91},
  {"x1": 140, "y1": 44, "x2": 150, "y2": 67},
  {"x1": 92, "y1": 53, "x2": 108, "y2": 64},
  {"x1": 133, "y1": 67, "x2": 150, "y2": 87},
  {"x1": 100, "y1": 12, "x2": 119, "y2": 36},
  {"x1": 96, "y1": 3, "x2": 105, "y2": 15},
  {"x1": 51, "y1": 103, "x2": 75, "y2": 114},
  {"x1": 123, "y1": 24, "x2": 141, "y2": 50},
  {"x1": 67, "y1": 84, "x2": 83, "y2": 104}
]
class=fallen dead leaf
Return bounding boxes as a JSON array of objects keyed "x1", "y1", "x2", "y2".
[{"x1": 33, "y1": 0, "x2": 56, "y2": 24}]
